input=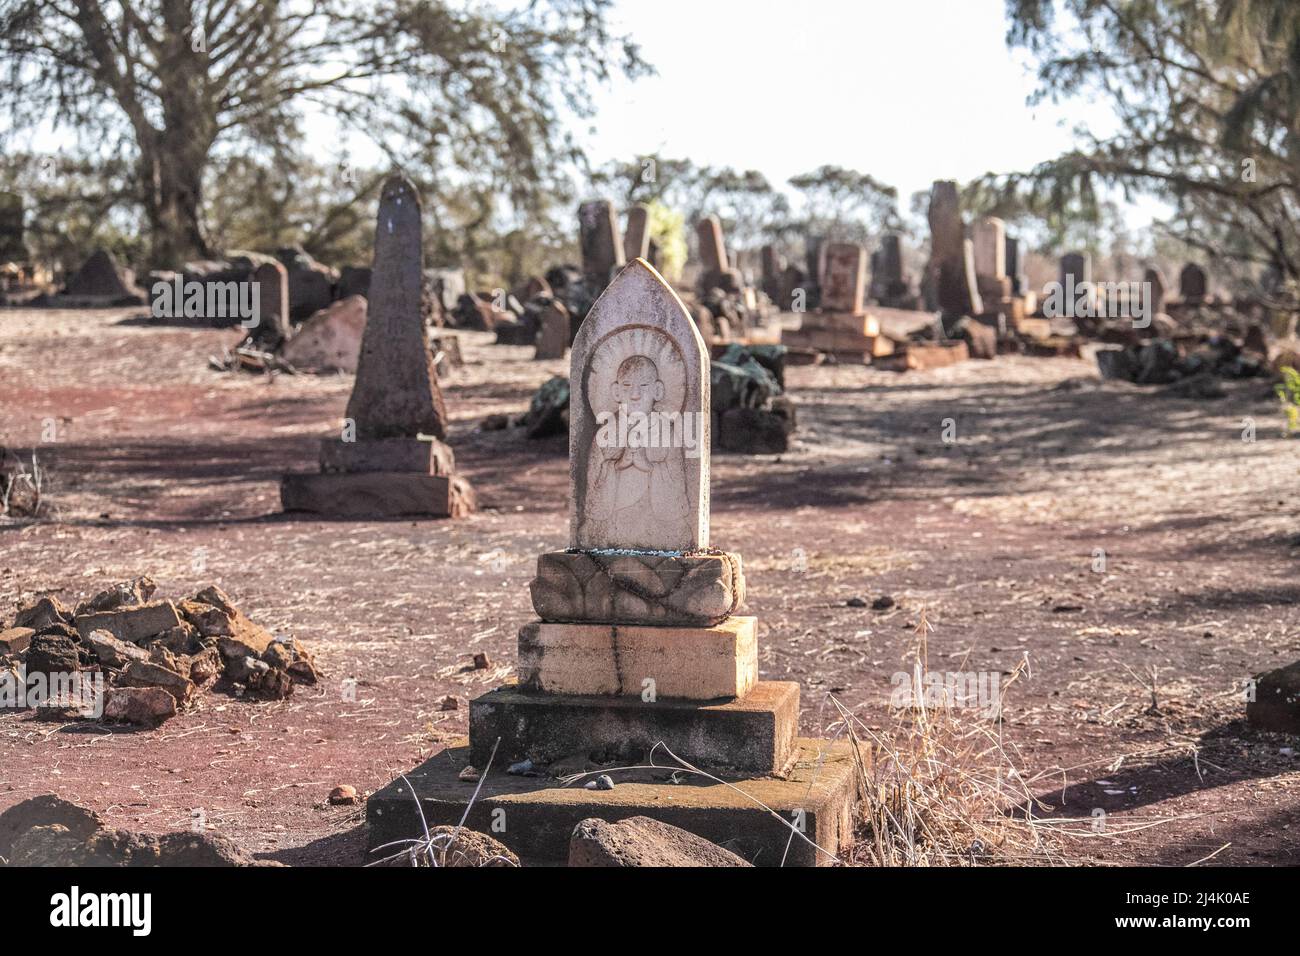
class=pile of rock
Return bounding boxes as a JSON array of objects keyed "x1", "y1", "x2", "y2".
[
  {"x1": 1, "y1": 577, "x2": 317, "y2": 725},
  {"x1": 0, "y1": 795, "x2": 262, "y2": 867},
  {"x1": 1095, "y1": 329, "x2": 1270, "y2": 393}
]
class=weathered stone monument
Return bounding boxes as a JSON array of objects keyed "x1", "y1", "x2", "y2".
[
  {"x1": 579, "y1": 199, "x2": 625, "y2": 290},
  {"x1": 253, "y1": 260, "x2": 291, "y2": 342},
  {"x1": 819, "y1": 242, "x2": 867, "y2": 314},
  {"x1": 782, "y1": 241, "x2": 890, "y2": 361},
  {"x1": 1145, "y1": 267, "x2": 1167, "y2": 319},
  {"x1": 0, "y1": 192, "x2": 27, "y2": 263},
  {"x1": 280, "y1": 174, "x2": 474, "y2": 517},
  {"x1": 533, "y1": 300, "x2": 570, "y2": 360},
  {"x1": 367, "y1": 259, "x2": 859, "y2": 865},
  {"x1": 1179, "y1": 262, "x2": 1208, "y2": 303},
  {"x1": 695, "y1": 215, "x2": 742, "y2": 294},
  {"x1": 623, "y1": 203, "x2": 651, "y2": 262},
  {"x1": 927, "y1": 181, "x2": 981, "y2": 317},
  {"x1": 869, "y1": 234, "x2": 914, "y2": 308}
]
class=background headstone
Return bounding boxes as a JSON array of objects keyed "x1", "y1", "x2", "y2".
[
  {"x1": 819, "y1": 242, "x2": 867, "y2": 313},
  {"x1": 1179, "y1": 262, "x2": 1207, "y2": 302},
  {"x1": 579, "y1": 200, "x2": 625, "y2": 288},
  {"x1": 253, "y1": 260, "x2": 291, "y2": 342},
  {"x1": 344, "y1": 174, "x2": 448, "y2": 440},
  {"x1": 624, "y1": 204, "x2": 651, "y2": 262}
]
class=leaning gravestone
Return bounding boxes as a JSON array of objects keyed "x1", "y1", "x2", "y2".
[
  {"x1": 365, "y1": 258, "x2": 861, "y2": 866},
  {"x1": 280, "y1": 174, "x2": 474, "y2": 517}
]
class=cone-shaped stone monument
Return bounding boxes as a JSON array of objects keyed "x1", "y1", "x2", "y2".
[
  {"x1": 280, "y1": 174, "x2": 474, "y2": 517},
  {"x1": 367, "y1": 260, "x2": 859, "y2": 865}
]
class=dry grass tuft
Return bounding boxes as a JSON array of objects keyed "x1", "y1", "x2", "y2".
[{"x1": 836, "y1": 607, "x2": 1066, "y2": 866}]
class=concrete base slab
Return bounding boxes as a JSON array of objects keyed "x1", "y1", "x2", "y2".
[
  {"x1": 365, "y1": 736, "x2": 860, "y2": 866},
  {"x1": 468, "y1": 680, "x2": 798, "y2": 773},
  {"x1": 280, "y1": 471, "x2": 474, "y2": 517},
  {"x1": 517, "y1": 617, "x2": 757, "y2": 699}
]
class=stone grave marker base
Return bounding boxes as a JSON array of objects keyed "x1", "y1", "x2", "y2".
[
  {"x1": 517, "y1": 617, "x2": 757, "y2": 699},
  {"x1": 280, "y1": 472, "x2": 474, "y2": 517},
  {"x1": 318, "y1": 437, "x2": 455, "y2": 475},
  {"x1": 467, "y1": 680, "x2": 798, "y2": 774},
  {"x1": 365, "y1": 734, "x2": 860, "y2": 866}
]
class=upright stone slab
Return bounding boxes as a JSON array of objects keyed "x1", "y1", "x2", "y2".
[
  {"x1": 281, "y1": 174, "x2": 473, "y2": 518},
  {"x1": 623, "y1": 204, "x2": 651, "y2": 262},
  {"x1": 579, "y1": 200, "x2": 625, "y2": 289},
  {"x1": 928, "y1": 181, "x2": 977, "y2": 316},
  {"x1": 569, "y1": 259, "x2": 710, "y2": 552},
  {"x1": 1180, "y1": 262, "x2": 1207, "y2": 302},
  {"x1": 346, "y1": 176, "x2": 447, "y2": 440},
  {"x1": 253, "y1": 260, "x2": 291, "y2": 342},
  {"x1": 972, "y1": 217, "x2": 1006, "y2": 280},
  {"x1": 0, "y1": 192, "x2": 26, "y2": 262},
  {"x1": 696, "y1": 216, "x2": 728, "y2": 275},
  {"x1": 1059, "y1": 251, "x2": 1091, "y2": 288},
  {"x1": 819, "y1": 242, "x2": 867, "y2": 314},
  {"x1": 534, "y1": 301, "x2": 570, "y2": 360},
  {"x1": 1145, "y1": 267, "x2": 1167, "y2": 317},
  {"x1": 1005, "y1": 236, "x2": 1025, "y2": 295}
]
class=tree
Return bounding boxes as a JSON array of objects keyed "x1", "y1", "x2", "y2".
[
  {"x1": 787, "y1": 165, "x2": 901, "y2": 245},
  {"x1": 0, "y1": 0, "x2": 648, "y2": 267},
  {"x1": 1002, "y1": 0, "x2": 1300, "y2": 303}
]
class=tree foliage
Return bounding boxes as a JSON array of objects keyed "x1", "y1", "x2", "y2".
[
  {"x1": 0, "y1": 0, "x2": 648, "y2": 268},
  {"x1": 1000, "y1": 0, "x2": 1300, "y2": 303}
]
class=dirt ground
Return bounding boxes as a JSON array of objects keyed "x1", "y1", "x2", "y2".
[{"x1": 1, "y1": 306, "x2": 1297, "y2": 866}]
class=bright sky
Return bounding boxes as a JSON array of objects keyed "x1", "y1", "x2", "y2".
[{"x1": 581, "y1": 0, "x2": 1082, "y2": 204}]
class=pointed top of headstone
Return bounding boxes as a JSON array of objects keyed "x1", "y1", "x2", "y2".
[
  {"x1": 569, "y1": 258, "x2": 710, "y2": 552},
  {"x1": 345, "y1": 172, "x2": 448, "y2": 440}
]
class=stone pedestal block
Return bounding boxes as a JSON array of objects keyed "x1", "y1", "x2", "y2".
[
  {"x1": 529, "y1": 550, "x2": 744, "y2": 627},
  {"x1": 468, "y1": 680, "x2": 798, "y2": 774},
  {"x1": 318, "y1": 437, "x2": 454, "y2": 475},
  {"x1": 517, "y1": 617, "x2": 756, "y2": 700}
]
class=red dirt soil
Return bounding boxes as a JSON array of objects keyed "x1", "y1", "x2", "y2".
[{"x1": 1, "y1": 306, "x2": 1297, "y2": 865}]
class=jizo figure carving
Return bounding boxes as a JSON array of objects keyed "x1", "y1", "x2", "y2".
[{"x1": 569, "y1": 258, "x2": 710, "y2": 552}]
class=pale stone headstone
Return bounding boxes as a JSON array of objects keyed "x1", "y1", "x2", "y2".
[
  {"x1": 972, "y1": 217, "x2": 1006, "y2": 279},
  {"x1": 569, "y1": 258, "x2": 710, "y2": 552},
  {"x1": 819, "y1": 242, "x2": 867, "y2": 313},
  {"x1": 345, "y1": 174, "x2": 448, "y2": 440},
  {"x1": 624, "y1": 204, "x2": 651, "y2": 262},
  {"x1": 1179, "y1": 262, "x2": 1207, "y2": 301},
  {"x1": 281, "y1": 295, "x2": 367, "y2": 372},
  {"x1": 253, "y1": 260, "x2": 291, "y2": 340},
  {"x1": 579, "y1": 200, "x2": 625, "y2": 287},
  {"x1": 534, "y1": 301, "x2": 570, "y2": 360},
  {"x1": 696, "y1": 216, "x2": 727, "y2": 274}
]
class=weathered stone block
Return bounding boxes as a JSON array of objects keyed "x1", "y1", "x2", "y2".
[
  {"x1": 517, "y1": 617, "x2": 756, "y2": 700},
  {"x1": 318, "y1": 436, "x2": 454, "y2": 475},
  {"x1": 74, "y1": 600, "x2": 182, "y2": 644},
  {"x1": 280, "y1": 472, "x2": 474, "y2": 517},
  {"x1": 529, "y1": 549, "x2": 744, "y2": 627},
  {"x1": 468, "y1": 680, "x2": 799, "y2": 773},
  {"x1": 366, "y1": 734, "x2": 858, "y2": 866}
]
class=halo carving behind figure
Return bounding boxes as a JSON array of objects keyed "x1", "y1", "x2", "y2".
[{"x1": 584, "y1": 325, "x2": 687, "y2": 416}]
